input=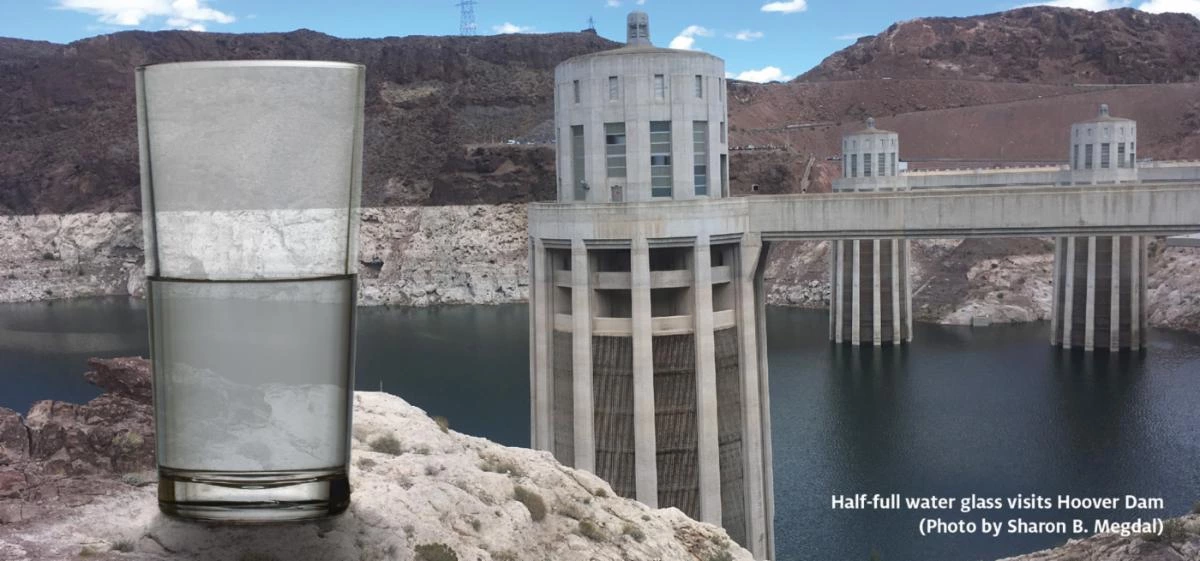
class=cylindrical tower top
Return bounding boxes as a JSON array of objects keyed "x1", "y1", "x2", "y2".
[
  {"x1": 554, "y1": 12, "x2": 727, "y2": 204},
  {"x1": 627, "y1": 11, "x2": 651, "y2": 46},
  {"x1": 836, "y1": 117, "x2": 901, "y2": 188},
  {"x1": 1069, "y1": 103, "x2": 1137, "y2": 175}
]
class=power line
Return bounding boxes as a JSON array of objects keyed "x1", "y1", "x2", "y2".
[{"x1": 456, "y1": 0, "x2": 478, "y2": 36}]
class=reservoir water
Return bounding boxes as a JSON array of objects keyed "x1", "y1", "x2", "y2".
[{"x1": 1, "y1": 297, "x2": 1197, "y2": 560}]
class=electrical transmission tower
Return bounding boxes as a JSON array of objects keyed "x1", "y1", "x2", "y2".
[
  {"x1": 456, "y1": 0, "x2": 478, "y2": 35},
  {"x1": 587, "y1": 16, "x2": 595, "y2": 32}
]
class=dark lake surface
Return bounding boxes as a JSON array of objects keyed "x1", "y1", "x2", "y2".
[{"x1": 2, "y1": 297, "x2": 1198, "y2": 561}]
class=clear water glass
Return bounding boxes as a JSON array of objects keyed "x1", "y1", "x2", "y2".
[{"x1": 137, "y1": 60, "x2": 365, "y2": 521}]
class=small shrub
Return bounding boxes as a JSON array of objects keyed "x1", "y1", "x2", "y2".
[
  {"x1": 42, "y1": 251, "x2": 56, "y2": 260},
  {"x1": 705, "y1": 550, "x2": 734, "y2": 561},
  {"x1": 480, "y1": 454, "x2": 525, "y2": 477},
  {"x1": 557, "y1": 501, "x2": 586, "y2": 520},
  {"x1": 433, "y1": 416, "x2": 450, "y2": 433},
  {"x1": 1192, "y1": 501, "x2": 1200, "y2": 515},
  {"x1": 111, "y1": 432, "x2": 144, "y2": 449},
  {"x1": 869, "y1": 547, "x2": 883, "y2": 561},
  {"x1": 424, "y1": 464, "x2": 443, "y2": 476},
  {"x1": 370, "y1": 434, "x2": 403, "y2": 455},
  {"x1": 415, "y1": 445, "x2": 432, "y2": 455},
  {"x1": 356, "y1": 457, "x2": 376, "y2": 470},
  {"x1": 493, "y1": 552, "x2": 518, "y2": 561},
  {"x1": 622, "y1": 522, "x2": 646, "y2": 543},
  {"x1": 111, "y1": 539, "x2": 136, "y2": 553},
  {"x1": 468, "y1": 516, "x2": 482, "y2": 532},
  {"x1": 514, "y1": 485, "x2": 546, "y2": 522},
  {"x1": 1143, "y1": 519, "x2": 1187, "y2": 543},
  {"x1": 593, "y1": 487, "x2": 608, "y2": 498},
  {"x1": 578, "y1": 518, "x2": 606, "y2": 542},
  {"x1": 78, "y1": 546, "x2": 101, "y2": 557},
  {"x1": 414, "y1": 543, "x2": 458, "y2": 561}
]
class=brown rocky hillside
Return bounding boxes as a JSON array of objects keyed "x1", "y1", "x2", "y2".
[
  {"x1": 799, "y1": 7, "x2": 1200, "y2": 84},
  {"x1": 2, "y1": 6, "x2": 1200, "y2": 214},
  {"x1": 0, "y1": 29, "x2": 617, "y2": 215}
]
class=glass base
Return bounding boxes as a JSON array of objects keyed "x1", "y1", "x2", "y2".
[{"x1": 158, "y1": 467, "x2": 350, "y2": 523}]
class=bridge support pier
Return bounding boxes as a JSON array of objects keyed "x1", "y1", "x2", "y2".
[
  {"x1": 829, "y1": 239, "x2": 912, "y2": 345},
  {"x1": 1051, "y1": 235, "x2": 1146, "y2": 351}
]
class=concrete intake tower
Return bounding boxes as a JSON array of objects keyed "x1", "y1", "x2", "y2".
[
  {"x1": 829, "y1": 119, "x2": 913, "y2": 345},
  {"x1": 527, "y1": 12, "x2": 775, "y2": 558},
  {"x1": 1053, "y1": 104, "x2": 1147, "y2": 351}
]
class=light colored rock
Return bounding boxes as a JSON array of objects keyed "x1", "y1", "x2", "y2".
[
  {"x1": 1, "y1": 207, "x2": 1197, "y2": 335},
  {"x1": 0, "y1": 392, "x2": 753, "y2": 561}
]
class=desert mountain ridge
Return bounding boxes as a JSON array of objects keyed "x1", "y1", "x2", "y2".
[{"x1": 1, "y1": 5, "x2": 1199, "y2": 216}]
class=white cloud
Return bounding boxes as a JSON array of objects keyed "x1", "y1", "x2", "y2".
[
  {"x1": 493, "y1": 22, "x2": 535, "y2": 34},
  {"x1": 732, "y1": 66, "x2": 793, "y2": 83},
  {"x1": 606, "y1": 0, "x2": 621, "y2": 6},
  {"x1": 834, "y1": 32, "x2": 867, "y2": 40},
  {"x1": 1136, "y1": 0, "x2": 1200, "y2": 18},
  {"x1": 637, "y1": 0, "x2": 646, "y2": 4},
  {"x1": 56, "y1": 0, "x2": 234, "y2": 31},
  {"x1": 731, "y1": 29, "x2": 765, "y2": 41},
  {"x1": 761, "y1": 0, "x2": 808, "y2": 13},
  {"x1": 668, "y1": 25, "x2": 712, "y2": 50}
]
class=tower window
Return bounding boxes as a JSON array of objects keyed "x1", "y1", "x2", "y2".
[
  {"x1": 1117, "y1": 143, "x2": 1126, "y2": 168},
  {"x1": 605, "y1": 122, "x2": 626, "y2": 178},
  {"x1": 694, "y1": 121, "x2": 708, "y2": 196},
  {"x1": 571, "y1": 125, "x2": 586, "y2": 200},
  {"x1": 650, "y1": 121, "x2": 673, "y2": 197},
  {"x1": 720, "y1": 121, "x2": 726, "y2": 144},
  {"x1": 1084, "y1": 144, "x2": 1093, "y2": 169},
  {"x1": 864, "y1": 152, "x2": 872, "y2": 177},
  {"x1": 694, "y1": 75, "x2": 703, "y2": 98},
  {"x1": 608, "y1": 76, "x2": 619, "y2": 101},
  {"x1": 1100, "y1": 143, "x2": 1110, "y2": 169},
  {"x1": 654, "y1": 74, "x2": 665, "y2": 99},
  {"x1": 877, "y1": 153, "x2": 885, "y2": 177},
  {"x1": 1073, "y1": 144, "x2": 1080, "y2": 170},
  {"x1": 573, "y1": 80, "x2": 580, "y2": 104},
  {"x1": 850, "y1": 154, "x2": 858, "y2": 178},
  {"x1": 890, "y1": 152, "x2": 896, "y2": 176}
]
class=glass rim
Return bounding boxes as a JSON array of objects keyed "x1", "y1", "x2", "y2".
[{"x1": 137, "y1": 60, "x2": 364, "y2": 73}]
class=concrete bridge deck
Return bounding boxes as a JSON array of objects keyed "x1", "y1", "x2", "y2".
[{"x1": 529, "y1": 182, "x2": 1200, "y2": 241}]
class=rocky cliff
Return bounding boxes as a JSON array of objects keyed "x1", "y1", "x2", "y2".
[
  {"x1": 0, "y1": 206, "x2": 529, "y2": 307},
  {"x1": 799, "y1": 7, "x2": 1200, "y2": 84},
  {"x1": 0, "y1": 358, "x2": 754, "y2": 561}
]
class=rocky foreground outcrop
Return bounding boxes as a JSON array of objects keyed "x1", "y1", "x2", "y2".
[
  {"x1": 3, "y1": 359, "x2": 1200, "y2": 560},
  {"x1": 0, "y1": 358, "x2": 753, "y2": 561},
  {"x1": 998, "y1": 516, "x2": 1200, "y2": 561}
]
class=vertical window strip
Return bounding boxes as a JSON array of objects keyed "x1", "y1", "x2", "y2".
[
  {"x1": 650, "y1": 121, "x2": 673, "y2": 197},
  {"x1": 694, "y1": 121, "x2": 708, "y2": 196}
]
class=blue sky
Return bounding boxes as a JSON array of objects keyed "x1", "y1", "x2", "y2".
[{"x1": 3, "y1": 0, "x2": 1198, "y2": 81}]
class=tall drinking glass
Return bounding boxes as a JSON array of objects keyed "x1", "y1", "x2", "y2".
[{"x1": 136, "y1": 61, "x2": 365, "y2": 522}]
